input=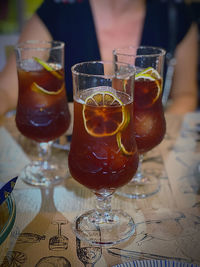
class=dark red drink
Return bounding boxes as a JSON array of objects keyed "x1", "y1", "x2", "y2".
[
  {"x1": 16, "y1": 60, "x2": 70, "y2": 142},
  {"x1": 134, "y1": 75, "x2": 166, "y2": 154},
  {"x1": 68, "y1": 88, "x2": 139, "y2": 191}
]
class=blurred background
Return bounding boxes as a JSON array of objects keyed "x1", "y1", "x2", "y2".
[
  {"x1": 0, "y1": 0, "x2": 43, "y2": 71},
  {"x1": 0, "y1": 0, "x2": 199, "y2": 102},
  {"x1": 189, "y1": 0, "x2": 200, "y2": 108}
]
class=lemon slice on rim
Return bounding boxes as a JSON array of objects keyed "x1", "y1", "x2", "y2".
[
  {"x1": 83, "y1": 90, "x2": 128, "y2": 137},
  {"x1": 138, "y1": 67, "x2": 161, "y2": 80},
  {"x1": 33, "y1": 57, "x2": 63, "y2": 80},
  {"x1": 31, "y1": 82, "x2": 64, "y2": 95}
]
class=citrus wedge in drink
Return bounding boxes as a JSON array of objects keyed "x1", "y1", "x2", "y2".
[
  {"x1": 135, "y1": 73, "x2": 162, "y2": 108},
  {"x1": 33, "y1": 57, "x2": 63, "y2": 80},
  {"x1": 138, "y1": 67, "x2": 161, "y2": 80},
  {"x1": 82, "y1": 89, "x2": 135, "y2": 156},
  {"x1": 116, "y1": 131, "x2": 135, "y2": 156},
  {"x1": 31, "y1": 82, "x2": 64, "y2": 95}
]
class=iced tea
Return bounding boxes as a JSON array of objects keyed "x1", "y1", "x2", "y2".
[
  {"x1": 134, "y1": 75, "x2": 166, "y2": 154},
  {"x1": 16, "y1": 60, "x2": 70, "y2": 142},
  {"x1": 68, "y1": 88, "x2": 139, "y2": 191}
]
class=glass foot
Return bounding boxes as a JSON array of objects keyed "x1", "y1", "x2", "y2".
[
  {"x1": 73, "y1": 209, "x2": 135, "y2": 247},
  {"x1": 19, "y1": 161, "x2": 63, "y2": 187},
  {"x1": 117, "y1": 174, "x2": 160, "y2": 199}
]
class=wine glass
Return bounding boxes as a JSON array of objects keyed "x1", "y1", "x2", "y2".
[
  {"x1": 113, "y1": 46, "x2": 166, "y2": 199},
  {"x1": 15, "y1": 40, "x2": 71, "y2": 187},
  {"x1": 69, "y1": 61, "x2": 139, "y2": 246}
]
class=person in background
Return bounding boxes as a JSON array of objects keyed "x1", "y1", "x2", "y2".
[
  {"x1": 0, "y1": 0, "x2": 198, "y2": 115},
  {"x1": 190, "y1": 0, "x2": 200, "y2": 109}
]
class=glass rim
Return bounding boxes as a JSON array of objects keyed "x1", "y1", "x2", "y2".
[
  {"x1": 15, "y1": 40, "x2": 65, "y2": 51},
  {"x1": 71, "y1": 60, "x2": 135, "y2": 78},
  {"x1": 113, "y1": 45, "x2": 166, "y2": 58}
]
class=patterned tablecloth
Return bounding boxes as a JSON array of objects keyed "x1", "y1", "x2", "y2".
[{"x1": 0, "y1": 109, "x2": 200, "y2": 267}]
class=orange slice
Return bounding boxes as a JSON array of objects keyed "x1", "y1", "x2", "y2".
[
  {"x1": 83, "y1": 90, "x2": 127, "y2": 137},
  {"x1": 31, "y1": 82, "x2": 64, "y2": 95},
  {"x1": 33, "y1": 57, "x2": 63, "y2": 80}
]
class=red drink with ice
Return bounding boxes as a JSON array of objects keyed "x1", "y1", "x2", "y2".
[
  {"x1": 134, "y1": 75, "x2": 166, "y2": 154},
  {"x1": 68, "y1": 88, "x2": 139, "y2": 191},
  {"x1": 16, "y1": 60, "x2": 70, "y2": 143}
]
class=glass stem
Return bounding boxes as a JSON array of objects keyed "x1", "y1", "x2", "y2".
[
  {"x1": 133, "y1": 154, "x2": 144, "y2": 183},
  {"x1": 95, "y1": 193, "x2": 114, "y2": 223},
  {"x1": 37, "y1": 141, "x2": 53, "y2": 164}
]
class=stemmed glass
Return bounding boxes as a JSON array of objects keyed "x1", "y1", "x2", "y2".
[
  {"x1": 113, "y1": 46, "x2": 166, "y2": 199},
  {"x1": 15, "y1": 40, "x2": 71, "y2": 187},
  {"x1": 69, "y1": 61, "x2": 139, "y2": 246}
]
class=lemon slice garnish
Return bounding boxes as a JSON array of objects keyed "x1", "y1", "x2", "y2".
[
  {"x1": 83, "y1": 90, "x2": 127, "y2": 137},
  {"x1": 85, "y1": 90, "x2": 123, "y2": 106},
  {"x1": 135, "y1": 73, "x2": 162, "y2": 105},
  {"x1": 138, "y1": 67, "x2": 161, "y2": 80},
  {"x1": 82, "y1": 89, "x2": 133, "y2": 156},
  {"x1": 116, "y1": 131, "x2": 135, "y2": 156},
  {"x1": 33, "y1": 57, "x2": 63, "y2": 80},
  {"x1": 135, "y1": 73, "x2": 156, "y2": 81},
  {"x1": 31, "y1": 82, "x2": 64, "y2": 95}
]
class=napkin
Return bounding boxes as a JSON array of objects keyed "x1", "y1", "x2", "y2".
[{"x1": 0, "y1": 176, "x2": 18, "y2": 205}]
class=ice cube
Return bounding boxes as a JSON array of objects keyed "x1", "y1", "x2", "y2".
[{"x1": 20, "y1": 59, "x2": 43, "y2": 71}]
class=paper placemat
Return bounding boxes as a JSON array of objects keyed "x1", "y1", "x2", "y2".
[{"x1": 0, "y1": 127, "x2": 30, "y2": 183}]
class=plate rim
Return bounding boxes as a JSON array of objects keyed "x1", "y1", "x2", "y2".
[{"x1": 0, "y1": 194, "x2": 16, "y2": 245}]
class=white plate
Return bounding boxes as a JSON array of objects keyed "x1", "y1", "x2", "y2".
[{"x1": 113, "y1": 260, "x2": 199, "y2": 267}]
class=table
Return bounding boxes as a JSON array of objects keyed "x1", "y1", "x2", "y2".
[{"x1": 0, "y1": 105, "x2": 200, "y2": 267}]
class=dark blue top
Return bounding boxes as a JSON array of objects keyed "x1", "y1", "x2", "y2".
[{"x1": 37, "y1": 0, "x2": 193, "y2": 102}]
